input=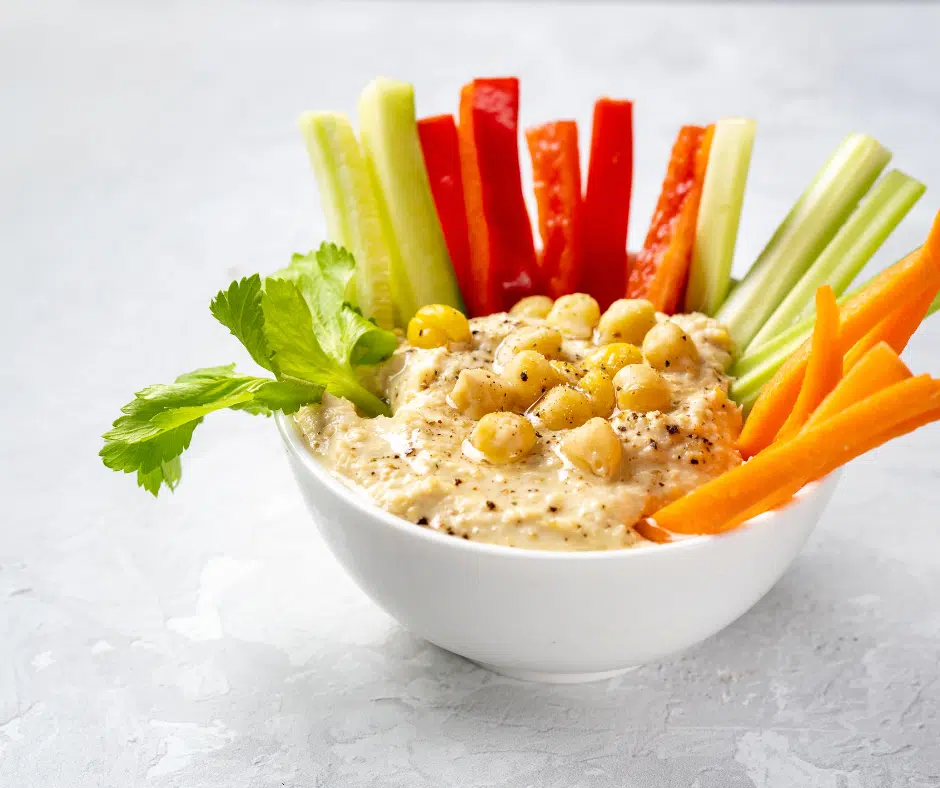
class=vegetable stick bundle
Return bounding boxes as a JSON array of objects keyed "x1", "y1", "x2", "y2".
[{"x1": 637, "y1": 210, "x2": 940, "y2": 542}]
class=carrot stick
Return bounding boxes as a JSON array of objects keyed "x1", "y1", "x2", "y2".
[
  {"x1": 806, "y1": 342, "x2": 912, "y2": 429},
  {"x1": 526, "y1": 120, "x2": 582, "y2": 299},
  {"x1": 580, "y1": 99, "x2": 634, "y2": 310},
  {"x1": 643, "y1": 343, "x2": 918, "y2": 543},
  {"x1": 690, "y1": 345, "x2": 913, "y2": 537},
  {"x1": 775, "y1": 286, "x2": 841, "y2": 442},
  {"x1": 649, "y1": 375, "x2": 940, "y2": 536},
  {"x1": 843, "y1": 278, "x2": 939, "y2": 372},
  {"x1": 627, "y1": 124, "x2": 714, "y2": 313},
  {"x1": 738, "y1": 216, "x2": 940, "y2": 458}
]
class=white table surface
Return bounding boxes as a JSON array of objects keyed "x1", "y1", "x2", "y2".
[{"x1": 4, "y1": 1, "x2": 940, "y2": 785}]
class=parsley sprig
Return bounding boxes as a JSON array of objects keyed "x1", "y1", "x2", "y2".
[{"x1": 101, "y1": 244, "x2": 398, "y2": 495}]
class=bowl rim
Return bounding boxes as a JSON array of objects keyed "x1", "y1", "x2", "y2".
[{"x1": 276, "y1": 410, "x2": 830, "y2": 561}]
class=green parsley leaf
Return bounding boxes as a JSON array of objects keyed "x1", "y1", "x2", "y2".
[
  {"x1": 100, "y1": 365, "x2": 322, "y2": 496},
  {"x1": 260, "y1": 277, "x2": 390, "y2": 417},
  {"x1": 274, "y1": 243, "x2": 398, "y2": 366},
  {"x1": 103, "y1": 244, "x2": 399, "y2": 496},
  {"x1": 209, "y1": 275, "x2": 273, "y2": 371},
  {"x1": 137, "y1": 457, "x2": 182, "y2": 496}
]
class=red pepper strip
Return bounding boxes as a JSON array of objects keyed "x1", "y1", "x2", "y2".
[
  {"x1": 417, "y1": 114, "x2": 474, "y2": 307},
  {"x1": 458, "y1": 78, "x2": 540, "y2": 315},
  {"x1": 627, "y1": 124, "x2": 714, "y2": 314},
  {"x1": 580, "y1": 99, "x2": 634, "y2": 310},
  {"x1": 525, "y1": 120, "x2": 582, "y2": 299}
]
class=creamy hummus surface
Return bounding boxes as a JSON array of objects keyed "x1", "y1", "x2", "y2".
[{"x1": 295, "y1": 295, "x2": 743, "y2": 551}]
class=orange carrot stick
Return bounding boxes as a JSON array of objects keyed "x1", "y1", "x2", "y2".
[
  {"x1": 722, "y1": 345, "x2": 915, "y2": 533},
  {"x1": 642, "y1": 345, "x2": 925, "y2": 543},
  {"x1": 738, "y1": 215, "x2": 940, "y2": 458},
  {"x1": 775, "y1": 286, "x2": 841, "y2": 442},
  {"x1": 807, "y1": 342, "x2": 912, "y2": 429},
  {"x1": 650, "y1": 375, "x2": 940, "y2": 536},
  {"x1": 643, "y1": 344, "x2": 918, "y2": 542},
  {"x1": 843, "y1": 278, "x2": 939, "y2": 372}
]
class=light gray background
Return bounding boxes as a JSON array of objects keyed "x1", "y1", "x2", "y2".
[{"x1": 3, "y1": 1, "x2": 940, "y2": 786}]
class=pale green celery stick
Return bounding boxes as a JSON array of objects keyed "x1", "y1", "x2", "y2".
[
  {"x1": 358, "y1": 77, "x2": 464, "y2": 323},
  {"x1": 731, "y1": 313, "x2": 813, "y2": 376},
  {"x1": 732, "y1": 285, "x2": 864, "y2": 378},
  {"x1": 716, "y1": 133, "x2": 891, "y2": 352},
  {"x1": 730, "y1": 285, "x2": 940, "y2": 410},
  {"x1": 685, "y1": 118, "x2": 756, "y2": 315},
  {"x1": 299, "y1": 112, "x2": 395, "y2": 329},
  {"x1": 748, "y1": 170, "x2": 925, "y2": 348},
  {"x1": 732, "y1": 262, "x2": 908, "y2": 376}
]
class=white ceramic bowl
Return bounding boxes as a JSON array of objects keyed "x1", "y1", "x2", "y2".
[{"x1": 276, "y1": 413, "x2": 839, "y2": 683}]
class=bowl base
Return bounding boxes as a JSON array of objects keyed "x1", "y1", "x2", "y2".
[{"x1": 473, "y1": 661, "x2": 637, "y2": 684}]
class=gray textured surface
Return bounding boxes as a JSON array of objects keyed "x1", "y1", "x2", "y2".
[{"x1": 3, "y1": 1, "x2": 940, "y2": 785}]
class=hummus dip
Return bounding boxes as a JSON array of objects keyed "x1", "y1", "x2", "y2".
[{"x1": 295, "y1": 296, "x2": 742, "y2": 551}]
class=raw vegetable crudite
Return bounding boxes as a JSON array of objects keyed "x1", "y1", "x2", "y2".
[
  {"x1": 104, "y1": 72, "x2": 940, "y2": 549},
  {"x1": 579, "y1": 98, "x2": 634, "y2": 310},
  {"x1": 299, "y1": 113, "x2": 396, "y2": 329},
  {"x1": 749, "y1": 169, "x2": 925, "y2": 348},
  {"x1": 737, "y1": 219, "x2": 940, "y2": 457},
  {"x1": 684, "y1": 117, "x2": 756, "y2": 316},
  {"x1": 526, "y1": 120, "x2": 582, "y2": 299},
  {"x1": 458, "y1": 77, "x2": 541, "y2": 315},
  {"x1": 717, "y1": 134, "x2": 891, "y2": 352},
  {"x1": 100, "y1": 244, "x2": 397, "y2": 495},
  {"x1": 358, "y1": 78, "x2": 464, "y2": 322},
  {"x1": 627, "y1": 124, "x2": 714, "y2": 314},
  {"x1": 418, "y1": 114, "x2": 474, "y2": 303}
]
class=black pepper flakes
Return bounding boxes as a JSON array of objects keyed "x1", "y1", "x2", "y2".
[
  {"x1": 691, "y1": 459, "x2": 699, "y2": 465},
  {"x1": 454, "y1": 478, "x2": 463, "y2": 486},
  {"x1": 486, "y1": 500, "x2": 497, "y2": 510},
  {"x1": 417, "y1": 516, "x2": 429, "y2": 525},
  {"x1": 666, "y1": 424, "x2": 679, "y2": 435},
  {"x1": 520, "y1": 371, "x2": 529, "y2": 382},
  {"x1": 549, "y1": 505, "x2": 558, "y2": 513}
]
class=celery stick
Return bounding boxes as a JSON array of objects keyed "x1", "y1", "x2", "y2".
[
  {"x1": 748, "y1": 169, "x2": 925, "y2": 348},
  {"x1": 685, "y1": 118, "x2": 756, "y2": 315},
  {"x1": 716, "y1": 134, "x2": 891, "y2": 352},
  {"x1": 730, "y1": 285, "x2": 940, "y2": 411},
  {"x1": 732, "y1": 284, "x2": 864, "y2": 377},
  {"x1": 299, "y1": 112, "x2": 395, "y2": 329},
  {"x1": 358, "y1": 77, "x2": 464, "y2": 323},
  {"x1": 732, "y1": 316, "x2": 812, "y2": 377}
]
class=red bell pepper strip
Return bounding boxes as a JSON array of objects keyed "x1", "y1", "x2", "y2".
[
  {"x1": 417, "y1": 114, "x2": 473, "y2": 307},
  {"x1": 627, "y1": 124, "x2": 715, "y2": 314},
  {"x1": 525, "y1": 120, "x2": 582, "y2": 299},
  {"x1": 580, "y1": 99, "x2": 634, "y2": 310},
  {"x1": 457, "y1": 78, "x2": 540, "y2": 315}
]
